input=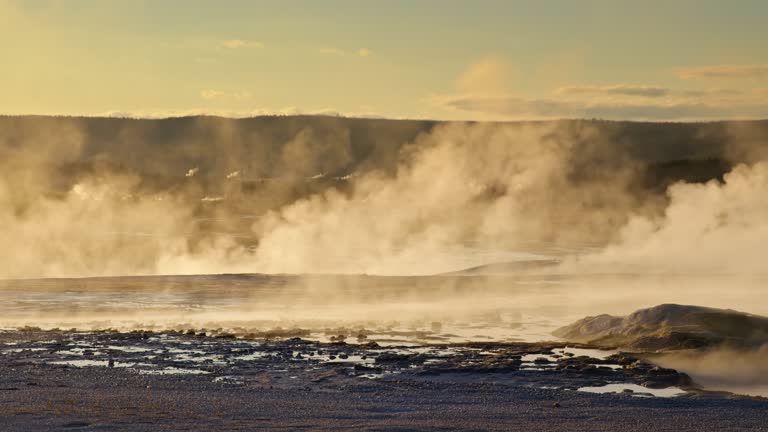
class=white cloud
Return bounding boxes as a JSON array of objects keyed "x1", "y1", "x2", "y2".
[
  {"x1": 319, "y1": 47, "x2": 346, "y2": 56},
  {"x1": 456, "y1": 56, "x2": 515, "y2": 95},
  {"x1": 436, "y1": 94, "x2": 768, "y2": 121},
  {"x1": 318, "y1": 47, "x2": 374, "y2": 57},
  {"x1": 200, "y1": 89, "x2": 226, "y2": 100},
  {"x1": 433, "y1": 58, "x2": 768, "y2": 121},
  {"x1": 231, "y1": 91, "x2": 252, "y2": 100},
  {"x1": 220, "y1": 39, "x2": 264, "y2": 49},
  {"x1": 676, "y1": 64, "x2": 768, "y2": 80},
  {"x1": 679, "y1": 88, "x2": 743, "y2": 97},
  {"x1": 556, "y1": 85, "x2": 670, "y2": 98},
  {"x1": 199, "y1": 90, "x2": 251, "y2": 101}
]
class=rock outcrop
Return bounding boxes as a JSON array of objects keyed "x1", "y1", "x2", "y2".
[{"x1": 554, "y1": 304, "x2": 768, "y2": 351}]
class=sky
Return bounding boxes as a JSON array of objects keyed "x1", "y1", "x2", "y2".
[{"x1": 2, "y1": 0, "x2": 768, "y2": 121}]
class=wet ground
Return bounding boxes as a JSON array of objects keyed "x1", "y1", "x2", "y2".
[
  {"x1": 2, "y1": 329, "x2": 767, "y2": 431},
  {"x1": 2, "y1": 273, "x2": 768, "y2": 429},
  {"x1": 0, "y1": 329, "x2": 678, "y2": 393}
]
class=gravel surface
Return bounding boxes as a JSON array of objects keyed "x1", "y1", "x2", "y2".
[{"x1": 1, "y1": 330, "x2": 766, "y2": 431}]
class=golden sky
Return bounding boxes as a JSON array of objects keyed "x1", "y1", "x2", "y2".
[{"x1": 2, "y1": 0, "x2": 768, "y2": 120}]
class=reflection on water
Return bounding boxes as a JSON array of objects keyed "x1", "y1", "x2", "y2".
[
  {"x1": 139, "y1": 367, "x2": 211, "y2": 375},
  {"x1": 578, "y1": 383, "x2": 685, "y2": 398},
  {"x1": 51, "y1": 359, "x2": 136, "y2": 368},
  {"x1": 3, "y1": 269, "x2": 766, "y2": 397},
  {"x1": 0, "y1": 272, "x2": 766, "y2": 346}
]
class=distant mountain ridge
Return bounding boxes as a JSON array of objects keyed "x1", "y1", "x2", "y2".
[{"x1": 2, "y1": 115, "x2": 767, "y2": 180}]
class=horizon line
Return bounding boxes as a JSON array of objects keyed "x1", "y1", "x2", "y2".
[{"x1": 1, "y1": 113, "x2": 768, "y2": 125}]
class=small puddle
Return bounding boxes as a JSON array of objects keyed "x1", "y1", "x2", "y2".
[
  {"x1": 172, "y1": 353, "x2": 225, "y2": 364},
  {"x1": 107, "y1": 345, "x2": 152, "y2": 353},
  {"x1": 521, "y1": 347, "x2": 620, "y2": 370},
  {"x1": 138, "y1": 367, "x2": 210, "y2": 375},
  {"x1": 233, "y1": 352, "x2": 272, "y2": 361},
  {"x1": 578, "y1": 383, "x2": 685, "y2": 398},
  {"x1": 560, "y1": 347, "x2": 617, "y2": 360},
  {"x1": 51, "y1": 359, "x2": 135, "y2": 368},
  {"x1": 213, "y1": 375, "x2": 244, "y2": 385},
  {"x1": 2, "y1": 347, "x2": 47, "y2": 353}
]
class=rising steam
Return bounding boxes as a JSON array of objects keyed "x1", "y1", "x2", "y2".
[{"x1": 0, "y1": 116, "x2": 766, "y2": 279}]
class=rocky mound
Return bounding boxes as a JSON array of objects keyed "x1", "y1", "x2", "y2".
[{"x1": 554, "y1": 304, "x2": 768, "y2": 351}]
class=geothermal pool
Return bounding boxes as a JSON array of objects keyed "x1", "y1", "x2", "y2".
[
  {"x1": 2, "y1": 266, "x2": 768, "y2": 397},
  {"x1": 1, "y1": 271, "x2": 766, "y2": 342}
]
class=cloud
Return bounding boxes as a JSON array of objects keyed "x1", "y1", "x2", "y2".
[
  {"x1": 318, "y1": 47, "x2": 374, "y2": 58},
  {"x1": 436, "y1": 94, "x2": 768, "y2": 121},
  {"x1": 434, "y1": 58, "x2": 768, "y2": 121},
  {"x1": 200, "y1": 89, "x2": 226, "y2": 100},
  {"x1": 680, "y1": 88, "x2": 743, "y2": 97},
  {"x1": 556, "y1": 85, "x2": 670, "y2": 98},
  {"x1": 456, "y1": 56, "x2": 515, "y2": 95},
  {"x1": 231, "y1": 91, "x2": 252, "y2": 100},
  {"x1": 220, "y1": 39, "x2": 264, "y2": 49},
  {"x1": 199, "y1": 90, "x2": 251, "y2": 101},
  {"x1": 677, "y1": 64, "x2": 768, "y2": 80},
  {"x1": 437, "y1": 95, "x2": 575, "y2": 118},
  {"x1": 319, "y1": 47, "x2": 346, "y2": 56}
]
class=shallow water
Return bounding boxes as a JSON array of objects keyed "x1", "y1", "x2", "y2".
[
  {"x1": 2, "y1": 272, "x2": 766, "y2": 344},
  {"x1": 51, "y1": 359, "x2": 137, "y2": 368},
  {"x1": 1, "y1": 269, "x2": 767, "y2": 397},
  {"x1": 578, "y1": 383, "x2": 685, "y2": 398}
]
